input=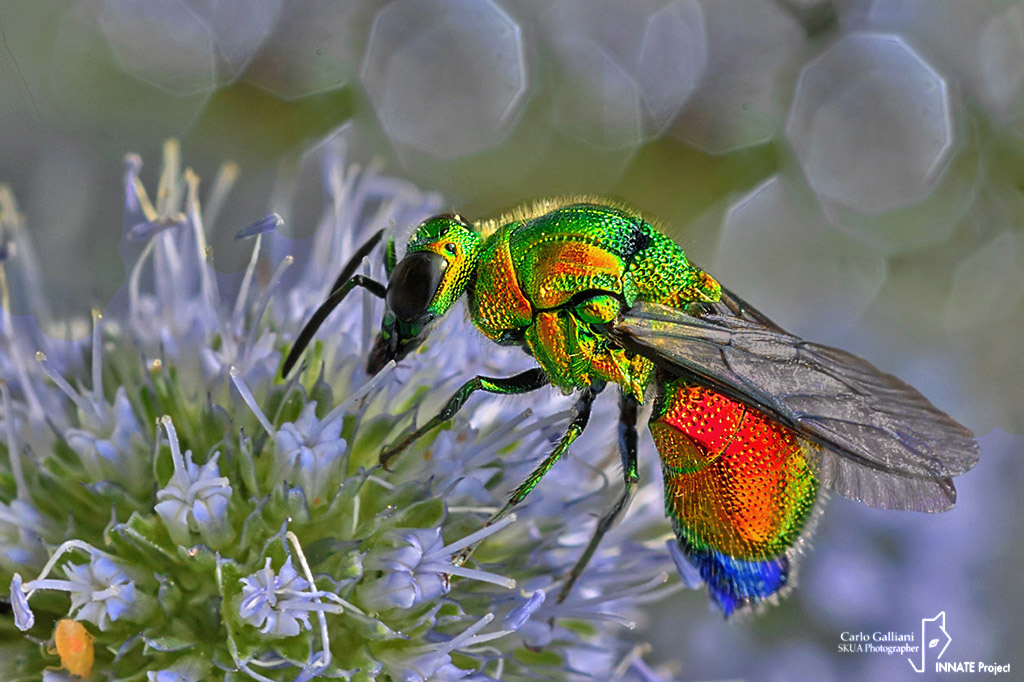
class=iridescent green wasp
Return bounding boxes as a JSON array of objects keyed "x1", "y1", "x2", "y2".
[{"x1": 283, "y1": 198, "x2": 979, "y2": 615}]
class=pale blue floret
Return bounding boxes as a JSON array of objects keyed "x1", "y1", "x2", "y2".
[
  {"x1": 231, "y1": 531, "x2": 364, "y2": 680},
  {"x1": 11, "y1": 544, "x2": 146, "y2": 632},
  {"x1": 398, "y1": 654, "x2": 480, "y2": 682},
  {"x1": 65, "y1": 386, "x2": 146, "y2": 489},
  {"x1": 238, "y1": 557, "x2": 314, "y2": 637},
  {"x1": 154, "y1": 416, "x2": 232, "y2": 548},
  {"x1": 272, "y1": 401, "x2": 347, "y2": 503},
  {"x1": 367, "y1": 528, "x2": 450, "y2": 609},
  {"x1": 148, "y1": 672, "x2": 195, "y2": 682},
  {"x1": 502, "y1": 589, "x2": 546, "y2": 631},
  {"x1": 0, "y1": 499, "x2": 49, "y2": 568},
  {"x1": 392, "y1": 613, "x2": 510, "y2": 682},
  {"x1": 363, "y1": 518, "x2": 517, "y2": 611},
  {"x1": 63, "y1": 556, "x2": 137, "y2": 629},
  {"x1": 144, "y1": 655, "x2": 207, "y2": 682},
  {"x1": 9, "y1": 572, "x2": 33, "y2": 630}
]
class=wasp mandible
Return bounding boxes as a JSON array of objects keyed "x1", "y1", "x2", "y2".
[{"x1": 283, "y1": 198, "x2": 979, "y2": 616}]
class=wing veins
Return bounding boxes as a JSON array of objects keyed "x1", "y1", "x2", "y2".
[{"x1": 608, "y1": 299, "x2": 979, "y2": 511}]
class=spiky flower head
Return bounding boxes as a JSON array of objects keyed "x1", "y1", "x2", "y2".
[{"x1": 0, "y1": 139, "x2": 685, "y2": 681}]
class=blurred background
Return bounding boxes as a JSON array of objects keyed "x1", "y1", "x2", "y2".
[{"x1": 0, "y1": 0, "x2": 1021, "y2": 679}]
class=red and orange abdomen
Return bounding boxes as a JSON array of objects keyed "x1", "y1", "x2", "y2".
[{"x1": 650, "y1": 379, "x2": 819, "y2": 562}]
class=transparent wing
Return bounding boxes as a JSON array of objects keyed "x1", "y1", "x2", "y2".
[{"x1": 610, "y1": 290, "x2": 980, "y2": 512}]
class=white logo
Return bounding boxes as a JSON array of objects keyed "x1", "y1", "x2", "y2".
[
  {"x1": 837, "y1": 611, "x2": 1010, "y2": 675},
  {"x1": 908, "y1": 611, "x2": 951, "y2": 673}
]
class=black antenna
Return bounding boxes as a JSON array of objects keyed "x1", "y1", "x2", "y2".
[{"x1": 281, "y1": 229, "x2": 388, "y2": 377}]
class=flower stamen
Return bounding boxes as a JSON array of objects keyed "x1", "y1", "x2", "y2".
[
  {"x1": 1, "y1": 381, "x2": 28, "y2": 502},
  {"x1": 184, "y1": 168, "x2": 217, "y2": 311},
  {"x1": 90, "y1": 309, "x2": 103, "y2": 403},
  {"x1": 230, "y1": 368, "x2": 275, "y2": 437},
  {"x1": 0, "y1": 267, "x2": 44, "y2": 419},
  {"x1": 244, "y1": 255, "x2": 292, "y2": 354},
  {"x1": 232, "y1": 233, "x2": 262, "y2": 328},
  {"x1": 320, "y1": 360, "x2": 396, "y2": 425},
  {"x1": 204, "y1": 161, "x2": 240, "y2": 235},
  {"x1": 35, "y1": 352, "x2": 96, "y2": 418}
]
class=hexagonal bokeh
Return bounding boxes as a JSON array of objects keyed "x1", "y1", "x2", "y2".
[
  {"x1": 243, "y1": 0, "x2": 374, "y2": 100},
  {"x1": 548, "y1": 37, "x2": 643, "y2": 151},
  {"x1": 542, "y1": 0, "x2": 707, "y2": 145},
  {"x1": 827, "y1": 133, "x2": 978, "y2": 255},
  {"x1": 866, "y1": 0, "x2": 1024, "y2": 122},
  {"x1": 945, "y1": 232, "x2": 1023, "y2": 331},
  {"x1": 977, "y1": 4, "x2": 1024, "y2": 123},
  {"x1": 99, "y1": 0, "x2": 218, "y2": 96},
  {"x1": 833, "y1": 0, "x2": 876, "y2": 32},
  {"x1": 671, "y1": 0, "x2": 804, "y2": 155},
  {"x1": 185, "y1": 0, "x2": 284, "y2": 84},
  {"x1": 361, "y1": 0, "x2": 527, "y2": 160},
  {"x1": 786, "y1": 32, "x2": 953, "y2": 216},
  {"x1": 50, "y1": 1, "x2": 212, "y2": 138},
  {"x1": 715, "y1": 175, "x2": 886, "y2": 339},
  {"x1": 637, "y1": 0, "x2": 707, "y2": 134}
]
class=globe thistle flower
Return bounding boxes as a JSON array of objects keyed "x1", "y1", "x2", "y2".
[{"x1": 0, "y1": 139, "x2": 688, "y2": 680}]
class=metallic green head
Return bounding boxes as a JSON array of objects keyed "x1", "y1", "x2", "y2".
[{"x1": 368, "y1": 214, "x2": 482, "y2": 373}]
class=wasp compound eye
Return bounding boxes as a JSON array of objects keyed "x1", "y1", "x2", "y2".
[{"x1": 386, "y1": 251, "x2": 447, "y2": 321}]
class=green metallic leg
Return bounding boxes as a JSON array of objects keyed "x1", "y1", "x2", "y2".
[
  {"x1": 384, "y1": 236, "x2": 398, "y2": 277},
  {"x1": 378, "y1": 368, "x2": 549, "y2": 469},
  {"x1": 453, "y1": 384, "x2": 601, "y2": 566},
  {"x1": 556, "y1": 390, "x2": 640, "y2": 604}
]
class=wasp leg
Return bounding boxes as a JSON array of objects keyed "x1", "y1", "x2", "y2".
[
  {"x1": 556, "y1": 390, "x2": 640, "y2": 604},
  {"x1": 452, "y1": 384, "x2": 600, "y2": 566},
  {"x1": 282, "y1": 275, "x2": 386, "y2": 378},
  {"x1": 379, "y1": 368, "x2": 549, "y2": 469}
]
